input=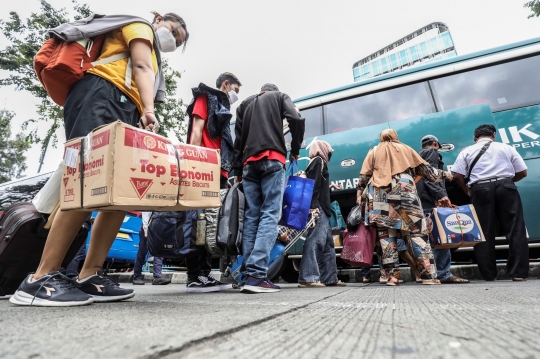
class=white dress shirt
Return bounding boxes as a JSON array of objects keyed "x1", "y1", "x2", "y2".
[
  {"x1": 452, "y1": 139, "x2": 527, "y2": 186},
  {"x1": 141, "y1": 212, "x2": 152, "y2": 236}
]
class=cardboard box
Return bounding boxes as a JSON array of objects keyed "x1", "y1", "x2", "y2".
[
  {"x1": 169, "y1": 144, "x2": 221, "y2": 210},
  {"x1": 60, "y1": 121, "x2": 220, "y2": 211},
  {"x1": 428, "y1": 205, "x2": 486, "y2": 248}
]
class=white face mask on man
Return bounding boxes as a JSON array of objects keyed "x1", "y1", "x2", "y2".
[
  {"x1": 155, "y1": 27, "x2": 177, "y2": 53},
  {"x1": 228, "y1": 90, "x2": 239, "y2": 105}
]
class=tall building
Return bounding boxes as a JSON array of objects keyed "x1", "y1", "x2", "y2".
[{"x1": 352, "y1": 22, "x2": 456, "y2": 82}]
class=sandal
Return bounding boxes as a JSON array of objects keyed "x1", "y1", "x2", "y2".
[
  {"x1": 440, "y1": 276, "x2": 470, "y2": 284},
  {"x1": 421, "y1": 279, "x2": 441, "y2": 285},
  {"x1": 326, "y1": 280, "x2": 346, "y2": 287},
  {"x1": 298, "y1": 282, "x2": 325, "y2": 288},
  {"x1": 381, "y1": 277, "x2": 404, "y2": 284},
  {"x1": 386, "y1": 277, "x2": 400, "y2": 286},
  {"x1": 363, "y1": 277, "x2": 373, "y2": 283}
]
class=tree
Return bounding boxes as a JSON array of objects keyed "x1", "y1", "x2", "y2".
[
  {"x1": 0, "y1": 110, "x2": 31, "y2": 183},
  {"x1": 524, "y1": 0, "x2": 540, "y2": 18},
  {"x1": 0, "y1": 0, "x2": 187, "y2": 166}
]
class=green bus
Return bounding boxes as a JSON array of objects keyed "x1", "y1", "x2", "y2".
[{"x1": 276, "y1": 36, "x2": 540, "y2": 279}]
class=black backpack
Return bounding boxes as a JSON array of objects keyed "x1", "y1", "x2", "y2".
[
  {"x1": 217, "y1": 183, "x2": 245, "y2": 256},
  {"x1": 146, "y1": 211, "x2": 198, "y2": 259}
]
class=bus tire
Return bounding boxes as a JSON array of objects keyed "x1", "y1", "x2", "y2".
[{"x1": 280, "y1": 258, "x2": 299, "y2": 283}]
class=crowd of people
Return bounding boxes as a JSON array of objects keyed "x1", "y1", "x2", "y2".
[{"x1": 8, "y1": 10, "x2": 531, "y2": 307}]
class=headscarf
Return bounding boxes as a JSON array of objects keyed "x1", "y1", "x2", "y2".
[
  {"x1": 309, "y1": 140, "x2": 334, "y2": 164},
  {"x1": 360, "y1": 129, "x2": 427, "y2": 187}
]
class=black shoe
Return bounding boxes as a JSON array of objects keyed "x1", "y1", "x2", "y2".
[
  {"x1": 185, "y1": 276, "x2": 220, "y2": 293},
  {"x1": 152, "y1": 277, "x2": 171, "y2": 285},
  {"x1": 78, "y1": 270, "x2": 135, "y2": 302},
  {"x1": 9, "y1": 271, "x2": 93, "y2": 307},
  {"x1": 132, "y1": 278, "x2": 145, "y2": 285},
  {"x1": 206, "y1": 273, "x2": 232, "y2": 290}
]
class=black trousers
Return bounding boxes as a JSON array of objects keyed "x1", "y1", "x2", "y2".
[{"x1": 470, "y1": 178, "x2": 529, "y2": 280}]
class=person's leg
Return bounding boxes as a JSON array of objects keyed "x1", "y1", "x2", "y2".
[
  {"x1": 495, "y1": 180, "x2": 529, "y2": 279},
  {"x1": 185, "y1": 210, "x2": 203, "y2": 280},
  {"x1": 240, "y1": 163, "x2": 263, "y2": 278},
  {"x1": 379, "y1": 228, "x2": 400, "y2": 284},
  {"x1": 133, "y1": 226, "x2": 148, "y2": 281},
  {"x1": 200, "y1": 250, "x2": 213, "y2": 277},
  {"x1": 65, "y1": 241, "x2": 87, "y2": 278},
  {"x1": 244, "y1": 160, "x2": 285, "y2": 279},
  {"x1": 34, "y1": 210, "x2": 91, "y2": 278},
  {"x1": 471, "y1": 182, "x2": 498, "y2": 281},
  {"x1": 396, "y1": 237, "x2": 421, "y2": 280},
  {"x1": 319, "y1": 212, "x2": 339, "y2": 285},
  {"x1": 298, "y1": 214, "x2": 325, "y2": 284},
  {"x1": 361, "y1": 266, "x2": 372, "y2": 281},
  {"x1": 152, "y1": 257, "x2": 163, "y2": 279},
  {"x1": 78, "y1": 212, "x2": 127, "y2": 279}
]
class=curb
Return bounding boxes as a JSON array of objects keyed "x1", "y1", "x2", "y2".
[
  {"x1": 338, "y1": 262, "x2": 540, "y2": 283},
  {"x1": 109, "y1": 271, "x2": 223, "y2": 284}
]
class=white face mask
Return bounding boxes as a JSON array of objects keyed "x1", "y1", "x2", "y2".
[
  {"x1": 228, "y1": 90, "x2": 239, "y2": 105},
  {"x1": 155, "y1": 26, "x2": 177, "y2": 53}
]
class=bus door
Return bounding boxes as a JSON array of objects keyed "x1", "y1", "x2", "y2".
[{"x1": 389, "y1": 103, "x2": 497, "y2": 205}]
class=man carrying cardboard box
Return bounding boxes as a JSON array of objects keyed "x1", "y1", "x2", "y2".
[{"x1": 183, "y1": 72, "x2": 242, "y2": 292}]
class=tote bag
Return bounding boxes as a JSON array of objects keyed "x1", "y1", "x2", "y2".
[
  {"x1": 341, "y1": 223, "x2": 377, "y2": 267},
  {"x1": 279, "y1": 159, "x2": 315, "y2": 230}
]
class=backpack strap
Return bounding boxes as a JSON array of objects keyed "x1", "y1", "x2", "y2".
[{"x1": 91, "y1": 51, "x2": 132, "y2": 88}]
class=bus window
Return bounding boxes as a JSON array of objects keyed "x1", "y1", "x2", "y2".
[
  {"x1": 323, "y1": 82, "x2": 435, "y2": 133},
  {"x1": 430, "y1": 55, "x2": 540, "y2": 112},
  {"x1": 284, "y1": 106, "x2": 323, "y2": 150}
]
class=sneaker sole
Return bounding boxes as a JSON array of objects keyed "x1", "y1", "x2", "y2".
[
  {"x1": 91, "y1": 292, "x2": 135, "y2": 302},
  {"x1": 240, "y1": 285, "x2": 280, "y2": 293},
  {"x1": 9, "y1": 291, "x2": 94, "y2": 307},
  {"x1": 185, "y1": 286, "x2": 221, "y2": 293},
  {"x1": 219, "y1": 284, "x2": 233, "y2": 290},
  {"x1": 152, "y1": 281, "x2": 171, "y2": 285}
]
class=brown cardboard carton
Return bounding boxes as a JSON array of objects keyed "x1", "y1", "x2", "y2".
[
  {"x1": 169, "y1": 143, "x2": 221, "y2": 210},
  {"x1": 60, "y1": 121, "x2": 179, "y2": 211}
]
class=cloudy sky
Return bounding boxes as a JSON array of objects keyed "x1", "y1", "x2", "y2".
[{"x1": 1, "y1": 0, "x2": 540, "y2": 177}]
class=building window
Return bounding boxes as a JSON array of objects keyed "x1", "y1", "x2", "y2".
[
  {"x1": 323, "y1": 82, "x2": 435, "y2": 133},
  {"x1": 430, "y1": 55, "x2": 540, "y2": 112}
]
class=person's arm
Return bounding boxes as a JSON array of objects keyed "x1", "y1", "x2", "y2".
[
  {"x1": 190, "y1": 116, "x2": 205, "y2": 147},
  {"x1": 307, "y1": 159, "x2": 322, "y2": 212},
  {"x1": 420, "y1": 149, "x2": 450, "y2": 206},
  {"x1": 512, "y1": 170, "x2": 527, "y2": 182},
  {"x1": 233, "y1": 104, "x2": 244, "y2": 182},
  {"x1": 130, "y1": 39, "x2": 158, "y2": 131},
  {"x1": 142, "y1": 212, "x2": 151, "y2": 237},
  {"x1": 282, "y1": 94, "x2": 305, "y2": 162},
  {"x1": 453, "y1": 173, "x2": 469, "y2": 196},
  {"x1": 356, "y1": 174, "x2": 371, "y2": 205},
  {"x1": 450, "y1": 151, "x2": 469, "y2": 196}
]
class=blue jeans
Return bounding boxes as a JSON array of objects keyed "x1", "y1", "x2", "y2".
[
  {"x1": 298, "y1": 209, "x2": 338, "y2": 284},
  {"x1": 134, "y1": 226, "x2": 163, "y2": 279},
  {"x1": 425, "y1": 209, "x2": 452, "y2": 280},
  {"x1": 241, "y1": 159, "x2": 285, "y2": 279}
]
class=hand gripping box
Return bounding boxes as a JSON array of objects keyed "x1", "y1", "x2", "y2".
[
  {"x1": 169, "y1": 144, "x2": 221, "y2": 210},
  {"x1": 61, "y1": 121, "x2": 179, "y2": 211},
  {"x1": 427, "y1": 205, "x2": 486, "y2": 249}
]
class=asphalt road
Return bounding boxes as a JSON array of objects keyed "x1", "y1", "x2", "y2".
[{"x1": 1, "y1": 280, "x2": 539, "y2": 359}]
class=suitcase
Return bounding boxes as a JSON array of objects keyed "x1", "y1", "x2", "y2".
[
  {"x1": 227, "y1": 212, "x2": 319, "y2": 284},
  {"x1": 0, "y1": 202, "x2": 88, "y2": 296}
]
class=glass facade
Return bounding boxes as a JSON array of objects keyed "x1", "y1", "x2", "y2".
[{"x1": 353, "y1": 23, "x2": 457, "y2": 82}]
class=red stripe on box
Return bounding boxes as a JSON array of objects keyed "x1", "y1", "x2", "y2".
[{"x1": 175, "y1": 144, "x2": 219, "y2": 164}]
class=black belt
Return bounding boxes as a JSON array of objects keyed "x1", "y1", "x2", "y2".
[{"x1": 470, "y1": 177, "x2": 511, "y2": 187}]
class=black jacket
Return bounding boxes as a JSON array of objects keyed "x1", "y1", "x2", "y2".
[
  {"x1": 306, "y1": 157, "x2": 331, "y2": 216},
  {"x1": 417, "y1": 148, "x2": 447, "y2": 210},
  {"x1": 233, "y1": 91, "x2": 305, "y2": 176}
]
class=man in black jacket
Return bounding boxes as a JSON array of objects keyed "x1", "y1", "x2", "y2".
[
  {"x1": 233, "y1": 83, "x2": 305, "y2": 293},
  {"x1": 418, "y1": 135, "x2": 468, "y2": 284}
]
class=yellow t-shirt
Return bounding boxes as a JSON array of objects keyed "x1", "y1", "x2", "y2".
[{"x1": 87, "y1": 23, "x2": 158, "y2": 115}]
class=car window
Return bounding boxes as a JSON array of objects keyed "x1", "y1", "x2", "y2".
[
  {"x1": 0, "y1": 172, "x2": 53, "y2": 211},
  {"x1": 430, "y1": 55, "x2": 540, "y2": 112},
  {"x1": 323, "y1": 82, "x2": 435, "y2": 133}
]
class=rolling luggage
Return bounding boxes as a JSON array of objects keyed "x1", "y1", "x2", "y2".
[
  {"x1": 0, "y1": 202, "x2": 88, "y2": 296},
  {"x1": 228, "y1": 212, "x2": 319, "y2": 284}
]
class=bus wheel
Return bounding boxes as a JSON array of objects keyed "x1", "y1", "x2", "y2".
[{"x1": 280, "y1": 258, "x2": 299, "y2": 283}]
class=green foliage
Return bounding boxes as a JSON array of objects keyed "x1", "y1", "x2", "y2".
[
  {"x1": 524, "y1": 0, "x2": 540, "y2": 18},
  {"x1": 0, "y1": 0, "x2": 187, "y2": 164},
  {"x1": 0, "y1": 110, "x2": 31, "y2": 183}
]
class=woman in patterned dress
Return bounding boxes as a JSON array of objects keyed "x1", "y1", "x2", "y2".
[{"x1": 356, "y1": 129, "x2": 445, "y2": 286}]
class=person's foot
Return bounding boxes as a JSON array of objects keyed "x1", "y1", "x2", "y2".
[
  {"x1": 9, "y1": 271, "x2": 93, "y2": 307},
  {"x1": 152, "y1": 277, "x2": 171, "y2": 285},
  {"x1": 440, "y1": 276, "x2": 469, "y2": 284},
  {"x1": 185, "y1": 276, "x2": 220, "y2": 293},
  {"x1": 298, "y1": 281, "x2": 325, "y2": 288},
  {"x1": 206, "y1": 273, "x2": 232, "y2": 290},
  {"x1": 363, "y1": 277, "x2": 373, "y2": 283},
  {"x1": 386, "y1": 277, "x2": 400, "y2": 286},
  {"x1": 326, "y1": 280, "x2": 347, "y2": 287},
  {"x1": 78, "y1": 270, "x2": 135, "y2": 302},
  {"x1": 132, "y1": 278, "x2": 145, "y2": 285},
  {"x1": 241, "y1": 276, "x2": 280, "y2": 293},
  {"x1": 421, "y1": 279, "x2": 441, "y2": 285},
  {"x1": 512, "y1": 277, "x2": 527, "y2": 282}
]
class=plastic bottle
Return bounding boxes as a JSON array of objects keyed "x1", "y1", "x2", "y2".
[{"x1": 196, "y1": 213, "x2": 206, "y2": 246}]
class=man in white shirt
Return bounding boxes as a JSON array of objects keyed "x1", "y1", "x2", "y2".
[{"x1": 452, "y1": 124, "x2": 529, "y2": 281}]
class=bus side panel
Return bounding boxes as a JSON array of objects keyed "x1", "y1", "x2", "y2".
[
  {"x1": 493, "y1": 105, "x2": 540, "y2": 160},
  {"x1": 390, "y1": 104, "x2": 497, "y2": 171}
]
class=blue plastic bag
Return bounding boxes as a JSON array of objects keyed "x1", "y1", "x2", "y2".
[{"x1": 279, "y1": 160, "x2": 315, "y2": 230}]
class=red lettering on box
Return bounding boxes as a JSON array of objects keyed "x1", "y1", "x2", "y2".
[
  {"x1": 129, "y1": 177, "x2": 154, "y2": 200},
  {"x1": 124, "y1": 128, "x2": 171, "y2": 155},
  {"x1": 175, "y1": 144, "x2": 219, "y2": 164}
]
